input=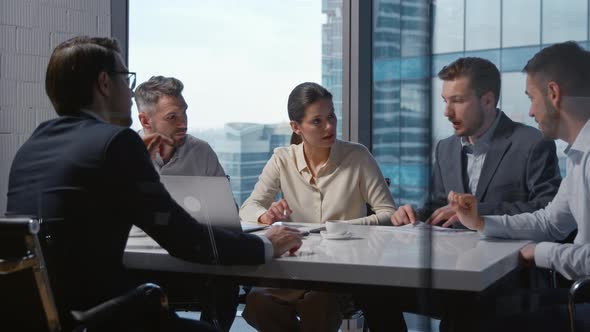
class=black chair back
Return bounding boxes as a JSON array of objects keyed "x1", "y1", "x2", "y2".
[{"x1": 0, "y1": 217, "x2": 61, "y2": 331}]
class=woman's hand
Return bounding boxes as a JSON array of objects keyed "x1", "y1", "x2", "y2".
[
  {"x1": 391, "y1": 204, "x2": 417, "y2": 226},
  {"x1": 258, "y1": 199, "x2": 293, "y2": 225}
]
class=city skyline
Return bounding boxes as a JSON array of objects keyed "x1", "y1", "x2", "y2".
[{"x1": 129, "y1": 0, "x2": 325, "y2": 131}]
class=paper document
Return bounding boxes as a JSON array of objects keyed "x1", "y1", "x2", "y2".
[
  {"x1": 391, "y1": 221, "x2": 472, "y2": 233},
  {"x1": 272, "y1": 221, "x2": 306, "y2": 228}
]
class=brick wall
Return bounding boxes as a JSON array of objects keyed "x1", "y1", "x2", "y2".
[{"x1": 0, "y1": 0, "x2": 112, "y2": 214}]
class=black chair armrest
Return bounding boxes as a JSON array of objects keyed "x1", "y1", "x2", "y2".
[
  {"x1": 71, "y1": 283, "x2": 169, "y2": 328},
  {"x1": 570, "y1": 276, "x2": 590, "y2": 304},
  {"x1": 0, "y1": 217, "x2": 39, "y2": 233}
]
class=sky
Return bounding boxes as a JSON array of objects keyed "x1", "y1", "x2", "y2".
[{"x1": 129, "y1": 0, "x2": 324, "y2": 131}]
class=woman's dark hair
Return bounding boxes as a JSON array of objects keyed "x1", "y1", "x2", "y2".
[
  {"x1": 45, "y1": 36, "x2": 120, "y2": 116},
  {"x1": 287, "y1": 82, "x2": 333, "y2": 144}
]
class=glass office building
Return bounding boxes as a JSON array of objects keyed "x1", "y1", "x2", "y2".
[
  {"x1": 372, "y1": 0, "x2": 432, "y2": 207},
  {"x1": 371, "y1": 0, "x2": 586, "y2": 208},
  {"x1": 204, "y1": 123, "x2": 291, "y2": 205},
  {"x1": 322, "y1": 0, "x2": 344, "y2": 138}
]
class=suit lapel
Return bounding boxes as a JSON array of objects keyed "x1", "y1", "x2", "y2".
[{"x1": 475, "y1": 113, "x2": 514, "y2": 200}]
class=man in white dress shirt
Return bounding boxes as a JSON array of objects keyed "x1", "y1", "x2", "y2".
[{"x1": 449, "y1": 41, "x2": 590, "y2": 331}]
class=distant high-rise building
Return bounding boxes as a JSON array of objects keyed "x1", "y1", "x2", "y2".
[
  {"x1": 321, "y1": 1, "x2": 431, "y2": 206},
  {"x1": 211, "y1": 122, "x2": 291, "y2": 205},
  {"x1": 371, "y1": 0, "x2": 432, "y2": 206},
  {"x1": 322, "y1": 0, "x2": 343, "y2": 138}
]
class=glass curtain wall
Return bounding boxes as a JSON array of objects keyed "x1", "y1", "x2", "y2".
[
  {"x1": 374, "y1": 0, "x2": 590, "y2": 209},
  {"x1": 431, "y1": 0, "x2": 589, "y2": 176},
  {"x1": 372, "y1": 0, "x2": 432, "y2": 207}
]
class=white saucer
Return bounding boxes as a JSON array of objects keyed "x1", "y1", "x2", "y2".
[{"x1": 320, "y1": 230, "x2": 352, "y2": 240}]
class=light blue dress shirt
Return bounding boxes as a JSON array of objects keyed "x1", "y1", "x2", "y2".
[{"x1": 460, "y1": 109, "x2": 501, "y2": 194}]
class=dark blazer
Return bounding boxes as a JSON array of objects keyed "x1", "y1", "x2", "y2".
[
  {"x1": 418, "y1": 112, "x2": 562, "y2": 220},
  {"x1": 6, "y1": 113, "x2": 265, "y2": 313}
]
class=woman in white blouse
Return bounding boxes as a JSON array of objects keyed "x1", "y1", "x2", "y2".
[{"x1": 240, "y1": 82, "x2": 396, "y2": 332}]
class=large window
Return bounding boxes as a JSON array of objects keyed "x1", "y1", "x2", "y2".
[
  {"x1": 129, "y1": 0, "x2": 343, "y2": 204},
  {"x1": 465, "y1": 0, "x2": 500, "y2": 50},
  {"x1": 374, "y1": 0, "x2": 588, "y2": 208},
  {"x1": 542, "y1": 0, "x2": 587, "y2": 44},
  {"x1": 372, "y1": 0, "x2": 431, "y2": 207},
  {"x1": 432, "y1": 0, "x2": 464, "y2": 54},
  {"x1": 502, "y1": 0, "x2": 540, "y2": 47}
]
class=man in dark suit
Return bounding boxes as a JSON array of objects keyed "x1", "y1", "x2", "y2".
[
  {"x1": 361, "y1": 57, "x2": 562, "y2": 332},
  {"x1": 391, "y1": 57, "x2": 561, "y2": 227},
  {"x1": 5, "y1": 36, "x2": 302, "y2": 332}
]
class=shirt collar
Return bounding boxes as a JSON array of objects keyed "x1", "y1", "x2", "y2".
[
  {"x1": 460, "y1": 109, "x2": 501, "y2": 154},
  {"x1": 565, "y1": 118, "x2": 590, "y2": 156},
  {"x1": 295, "y1": 143, "x2": 308, "y2": 172},
  {"x1": 153, "y1": 153, "x2": 164, "y2": 168},
  {"x1": 294, "y1": 140, "x2": 340, "y2": 173},
  {"x1": 171, "y1": 137, "x2": 185, "y2": 161}
]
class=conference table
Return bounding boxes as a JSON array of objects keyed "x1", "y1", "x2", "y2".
[{"x1": 124, "y1": 223, "x2": 530, "y2": 296}]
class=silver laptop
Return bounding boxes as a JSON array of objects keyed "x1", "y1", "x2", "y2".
[{"x1": 159, "y1": 175, "x2": 267, "y2": 233}]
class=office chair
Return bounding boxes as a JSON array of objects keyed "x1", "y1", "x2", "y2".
[
  {"x1": 568, "y1": 276, "x2": 590, "y2": 332},
  {"x1": 0, "y1": 216, "x2": 169, "y2": 332}
]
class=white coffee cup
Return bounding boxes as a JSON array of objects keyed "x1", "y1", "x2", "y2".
[{"x1": 325, "y1": 221, "x2": 349, "y2": 236}]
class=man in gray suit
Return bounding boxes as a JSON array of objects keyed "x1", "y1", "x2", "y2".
[{"x1": 391, "y1": 57, "x2": 562, "y2": 228}]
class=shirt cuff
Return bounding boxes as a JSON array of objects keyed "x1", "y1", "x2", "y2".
[
  {"x1": 480, "y1": 216, "x2": 503, "y2": 237},
  {"x1": 257, "y1": 234, "x2": 274, "y2": 262},
  {"x1": 535, "y1": 241, "x2": 558, "y2": 269},
  {"x1": 254, "y1": 209, "x2": 268, "y2": 223}
]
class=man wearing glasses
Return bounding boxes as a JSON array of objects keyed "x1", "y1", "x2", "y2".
[
  {"x1": 114, "y1": 70, "x2": 137, "y2": 91},
  {"x1": 93, "y1": 69, "x2": 135, "y2": 126},
  {"x1": 5, "y1": 36, "x2": 303, "y2": 332}
]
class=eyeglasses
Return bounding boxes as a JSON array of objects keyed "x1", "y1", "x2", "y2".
[{"x1": 111, "y1": 71, "x2": 137, "y2": 90}]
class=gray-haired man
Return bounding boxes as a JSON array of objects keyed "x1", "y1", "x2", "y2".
[
  {"x1": 133, "y1": 76, "x2": 236, "y2": 331},
  {"x1": 135, "y1": 75, "x2": 225, "y2": 177}
]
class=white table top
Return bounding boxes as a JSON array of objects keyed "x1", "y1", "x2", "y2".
[{"x1": 124, "y1": 223, "x2": 530, "y2": 292}]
